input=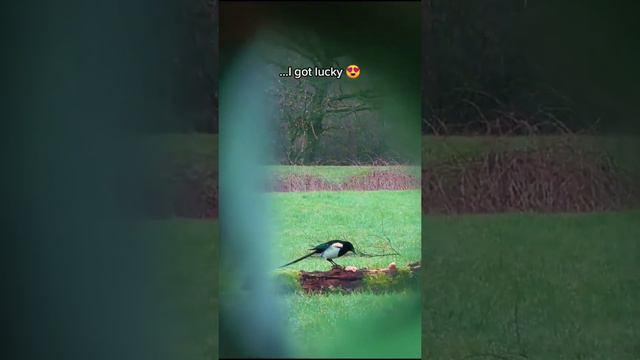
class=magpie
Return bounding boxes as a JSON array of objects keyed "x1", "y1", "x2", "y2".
[{"x1": 280, "y1": 240, "x2": 356, "y2": 268}]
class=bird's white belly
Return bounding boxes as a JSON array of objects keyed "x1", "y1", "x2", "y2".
[{"x1": 321, "y1": 246, "x2": 340, "y2": 260}]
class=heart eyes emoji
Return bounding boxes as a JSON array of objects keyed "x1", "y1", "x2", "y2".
[{"x1": 346, "y1": 65, "x2": 361, "y2": 79}]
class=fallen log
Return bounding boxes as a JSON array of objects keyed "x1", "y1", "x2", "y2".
[{"x1": 275, "y1": 262, "x2": 421, "y2": 294}]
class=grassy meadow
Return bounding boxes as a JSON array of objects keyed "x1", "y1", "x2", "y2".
[
  {"x1": 423, "y1": 211, "x2": 640, "y2": 359},
  {"x1": 270, "y1": 189, "x2": 422, "y2": 358},
  {"x1": 421, "y1": 134, "x2": 640, "y2": 358},
  {"x1": 145, "y1": 133, "x2": 639, "y2": 358},
  {"x1": 282, "y1": 291, "x2": 421, "y2": 358},
  {"x1": 144, "y1": 133, "x2": 422, "y2": 358},
  {"x1": 270, "y1": 190, "x2": 421, "y2": 270},
  {"x1": 136, "y1": 219, "x2": 218, "y2": 360}
]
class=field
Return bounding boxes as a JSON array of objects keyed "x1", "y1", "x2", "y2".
[
  {"x1": 136, "y1": 219, "x2": 218, "y2": 360},
  {"x1": 270, "y1": 190, "x2": 421, "y2": 270},
  {"x1": 422, "y1": 134, "x2": 640, "y2": 358},
  {"x1": 146, "y1": 133, "x2": 639, "y2": 358},
  {"x1": 423, "y1": 211, "x2": 640, "y2": 359},
  {"x1": 282, "y1": 291, "x2": 421, "y2": 358},
  {"x1": 140, "y1": 210, "x2": 640, "y2": 359},
  {"x1": 270, "y1": 189, "x2": 422, "y2": 358}
]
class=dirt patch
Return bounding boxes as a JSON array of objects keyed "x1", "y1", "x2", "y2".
[{"x1": 423, "y1": 143, "x2": 640, "y2": 214}]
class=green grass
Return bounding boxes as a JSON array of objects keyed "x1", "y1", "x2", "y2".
[
  {"x1": 271, "y1": 189, "x2": 422, "y2": 358},
  {"x1": 140, "y1": 209, "x2": 640, "y2": 359},
  {"x1": 270, "y1": 190, "x2": 421, "y2": 270},
  {"x1": 423, "y1": 211, "x2": 640, "y2": 359},
  {"x1": 283, "y1": 291, "x2": 421, "y2": 358},
  {"x1": 143, "y1": 133, "x2": 640, "y2": 358},
  {"x1": 136, "y1": 219, "x2": 218, "y2": 360},
  {"x1": 137, "y1": 190, "x2": 420, "y2": 359}
]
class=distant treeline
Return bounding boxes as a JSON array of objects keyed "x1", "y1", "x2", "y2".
[
  {"x1": 423, "y1": 0, "x2": 639, "y2": 135},
  {"x1": 162, "y1": 1, "x2": 637, "y2": 137}
]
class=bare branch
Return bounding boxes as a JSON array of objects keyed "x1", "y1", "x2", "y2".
[
  {"x1": 325, "y1": 106, "x2": 372, "y2": 114},
  {"x1": 358, "y1": 218, "x2": 401, "y2": 257}
]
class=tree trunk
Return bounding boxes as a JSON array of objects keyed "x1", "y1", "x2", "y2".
[
  {"x1": 275, "y1": 262, "x2": 421, "y2": 294},
  {"x1": 302, "y1": 113, "x2": 324, "y2": 164}
]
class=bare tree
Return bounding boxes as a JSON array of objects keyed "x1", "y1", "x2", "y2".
[{"x1": 266, "y1": 30, "x2": 381, "y2": 164}]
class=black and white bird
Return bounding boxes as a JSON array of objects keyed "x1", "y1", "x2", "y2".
[{"x1": 280, "y1": 240, "x2": 356, "y2": 268}]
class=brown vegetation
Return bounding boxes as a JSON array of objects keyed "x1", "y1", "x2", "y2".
[
  {"x1": 144, "y1": 169, "x2": 420, "y2": 219},
  {"x1": 270, "y1": 171, "x2": 420, "y2": 192},
  {"x1": 422, "y1": 140, "x2": 640, "y2": 214},
  {"x1": 169, "y1": 166, "x2": 218, "y2": 218},
  {"x1": 144, "y1": 165, "x2": 218, "y2": 219}
]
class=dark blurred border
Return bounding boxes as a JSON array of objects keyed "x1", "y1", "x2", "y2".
[
  {"x1": 422, "y1": 0, "x2": 640, "y2": 359},
  {"x1": 4, "y1": 0, "x2": 217, "y2": 359}
]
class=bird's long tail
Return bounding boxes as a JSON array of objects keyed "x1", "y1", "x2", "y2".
[{"x1": 280, "y1": 252, "x2": 316, "y2": 268}]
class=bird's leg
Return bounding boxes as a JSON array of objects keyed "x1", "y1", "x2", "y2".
[{"x1": 328, "y1": 259, "x2": 342, "y2": 269}]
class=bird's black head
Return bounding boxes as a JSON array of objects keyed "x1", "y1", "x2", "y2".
[{"x1": 341, "y1": 241, "x2": 356, "y2": 255}]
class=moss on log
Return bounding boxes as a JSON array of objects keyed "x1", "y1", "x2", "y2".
[{"x1": 274, "y1": 262, "x2": 421, "y2": 294}]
